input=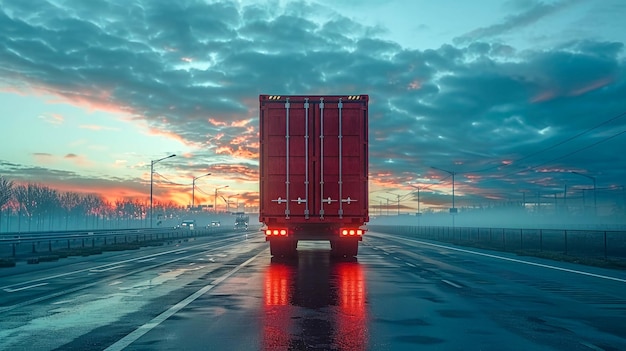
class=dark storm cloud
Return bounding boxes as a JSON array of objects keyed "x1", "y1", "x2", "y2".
[{"x1": 1, "y1": 0, "x2": 625, "y2": 208}]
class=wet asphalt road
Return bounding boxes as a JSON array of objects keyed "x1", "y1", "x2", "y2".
[{"x1": 1, "y1": 230, "x2": 625, "y2": 350}]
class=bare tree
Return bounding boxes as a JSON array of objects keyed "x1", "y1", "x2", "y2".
[
  {"x1": 80, "y1": 194, "x2": 104, "y2": 229},
  {"x1": 60, "y1": 191, "x2": 81, "y2": 230},
  {"x1": 13, "y1": 184, "x2": 31, "y2": 231},
  {"x1": 3, "y1": 179, "x2": 194, "y2": 232},
  {"x1": 36, "y1": 185, "x2": 59, "y2": 231}
]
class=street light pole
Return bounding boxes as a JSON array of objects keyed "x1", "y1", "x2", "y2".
[
  {"x1": 150, "y1": 154, "x2": 176, "y2": 228},
  {"x1": 227, "y1": 194, "x2": 239, "y2": 213},
  {"x1": 192, "y1": 173, "x2": 211, "y2": 210},
  {"x1": 571, "y1": 171, "x2": 597, "y2": 216},
  {"x1": 214, "y1": 185, "x2": 229, "y2": 213},
  {"x1": 431, "y1": 166, "x2": 457, "y2": 213}
]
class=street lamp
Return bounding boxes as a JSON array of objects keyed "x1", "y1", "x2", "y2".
[
  {"x1": 227, "y1": 194, "x2": 240, "y2": 213},
  {"x1": 150, "y1": 154, "x2": 176, "y2": 228},
  {"x1": 192, "y1": 173, "x2": 211, "y2": 210},
  {"x1": 214, "y1": 185, "x2": 229, "y2": 213},
  {"x1": 431, "y1": 166, "x2": 457, "y2": 214},
  {"x1": 377, "y1": 196, "x2": 391, "y2": 216},
  {"x1": 571, "y1": 171, "x2": 597, "y2": 216}
]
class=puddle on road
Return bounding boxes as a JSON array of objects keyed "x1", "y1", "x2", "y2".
[{"x1": 119, "y1": 266, "x2": 205, "y2": 292}]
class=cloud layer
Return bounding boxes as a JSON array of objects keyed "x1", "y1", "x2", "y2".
[{"x1": 1, "y1": 0, "x2": 625, "y2": 212}]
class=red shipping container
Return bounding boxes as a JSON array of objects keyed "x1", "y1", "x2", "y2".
[{"x1": 259, "y1": 95, "x2": 369, "y2": 257}]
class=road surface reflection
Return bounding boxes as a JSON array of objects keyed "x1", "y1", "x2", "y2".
[{"x1": 263, "y1": 249, "x2": 368, "y2": 350}]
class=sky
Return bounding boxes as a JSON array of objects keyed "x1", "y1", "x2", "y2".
[{"x1": 1, "y1": 0, "x2": 625, "y2": 215}]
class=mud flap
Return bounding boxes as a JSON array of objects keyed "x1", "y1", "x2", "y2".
[
  {"x1": 330, "y1": 239, "x2": 359, "y2": 258},
  {"x1": 270, "y1": 240, "x2": 298, "y2": 257}
]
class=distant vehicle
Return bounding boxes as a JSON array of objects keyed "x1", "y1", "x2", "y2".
[
  {"x1": 259, "y1": 95, "x2": 369, "y2": 258},
  {"x1": 234, "y1": 213, "x2": 249, "y2": 231},
  {"x1": 210, "y1": 221, "x2": 221, "y2": 227},
  {"x1": 178, "y1": 219, "x2": 196, "y2": 230}
]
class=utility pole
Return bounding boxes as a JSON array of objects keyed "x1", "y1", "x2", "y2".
[
  {"x1": 409, "y1": 184, "x2": 422, "y2": 215},
  {"x1": 571, "y1": 171, "x2": 597, "y2": 216},
  {"x1": 150, "y1": 154, "x2": 176, "y2": 228},
  {"x1": 431, "y1": 166, "x2": 457, "y2": 214},
  {"x1": 377, "y1": 196, "x2": 391, "y2": 216},
  {"x1": 386, "y1": 192, "x2": 401, "y2": 215}
]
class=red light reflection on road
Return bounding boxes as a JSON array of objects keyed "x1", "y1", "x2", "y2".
[
  {"x1": 263, "y1": 263, "x2": 293, "y2": 350},
  {"x1": 264, "y1": 263, "x2": 291, "y2": 306},
  {"x1": 262, "y1": 258, "x2": 368, "y2": 350},
  {"x1": 334, "y1": 262, "x2": 368, "y2": 351}
]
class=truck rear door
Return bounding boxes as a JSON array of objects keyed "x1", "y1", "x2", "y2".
[{"x1": 260, "y1": 95, "x2": 368, "y2": 222}]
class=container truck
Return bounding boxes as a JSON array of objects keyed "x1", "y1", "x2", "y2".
[{"x1": 259, "y1": 95, "x2": 369, "y2": 257}]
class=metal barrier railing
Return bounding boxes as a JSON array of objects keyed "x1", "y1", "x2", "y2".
[
  {"x1": 0, "y1": 226, "x2": 255, "y2": 259},
  {"x1": 368, "y1": 225, "x2": 626, "y2": 262}
]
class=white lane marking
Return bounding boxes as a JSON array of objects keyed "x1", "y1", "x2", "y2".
[
  {"x1": 174, "y1": 250, "x2": 188, "y2": 255},
  {"x1": 104, "y1": 250, "x2": 266, "y2": 351},
  {"x1": 90, "y1": 265, "x2": 126, "y2": 273},
  {"x1": 388, "y1": 235, "x2": 626, "y2": 284},
  {"x1": 137, "y1": 258, "x2": 156, "y2": 263},
  {"x1": 442, "y1": 279, "x2": 462, "y2": 289},
  {"x1": 393, "y1": 256, "x2": 401, "y2": 261},
  {"x1": 4, "y1": 282, "x2": 49, "y2": 293},
  {"x1": 109, "y1": 281, "x2": 123, "y2": 286},
  {"x1": 405, "y1": 263, "x2": 416, "y2": 268}
]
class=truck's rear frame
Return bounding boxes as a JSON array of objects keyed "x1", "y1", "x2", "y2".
[{"x1": 259, "y1": 95, "x2": 369, "y2": 257}]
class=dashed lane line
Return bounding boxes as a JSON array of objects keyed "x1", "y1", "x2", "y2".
[
  {"x1": 3, "y1": 282, "x2": 49, "y2": 293},
  {"x1": 89, "y1": 265, "x2": 126, "y2": 273}
]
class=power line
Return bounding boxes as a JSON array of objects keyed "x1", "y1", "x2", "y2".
[
  {"x1": 402, "y1": 175, "x2": 452, "y2": 200},
  {"x1": 517, "y1": 130, "x2": 626, "y2": 173},
  {"x1": 194, "y1": 186, "x2": 212, "y2": 197},
  {"x1": 153, "y1": 172, "x2": 184, "y2": 186},
  {"x1": 469, "y1": 110, "x2": 626, "y2": 174}
]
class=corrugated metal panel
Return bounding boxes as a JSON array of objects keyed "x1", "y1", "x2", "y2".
[{"x1": 259, "y1": 95, "x2": 369, "y2": 225}]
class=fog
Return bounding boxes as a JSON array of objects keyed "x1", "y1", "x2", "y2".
[{"x1": 368, "y1": 209, "x2": 626, "y2": 231}]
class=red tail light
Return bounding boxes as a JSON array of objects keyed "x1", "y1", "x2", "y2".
[
  {"x1": 265, "y1": 228, "x2": 288, "y2": 236},
  {"x1": 340, "y1": 228, "x2": 365, "y2": 236}
]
